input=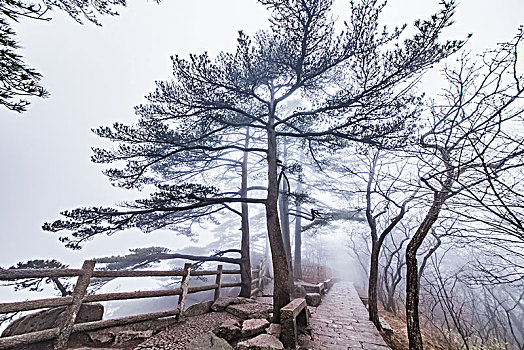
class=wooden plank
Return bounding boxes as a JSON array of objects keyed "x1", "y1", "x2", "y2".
[
  {"x1": 92, "y1": 270, "x2": 185, "y2": 278},
  {"x1": 222, "y1": 269, "x2": 241, "y2": 275},
  {"x1": 72, "y1": 309, "x2": 180, "y2": 332},
  {"x1": 188, "y1": 284, "x2": 218, "y2": 293},
  {"x1": 0, "y1": 327, "x2": 59, "y2": 349},
  {"x1": 0, "y1": 296, "x2": 72, "y2": 313},
  {"x1": 84, "y1": 288, "x2": 182, "y2": 303},
  {"x1": 221, "y1": 282, "x2": 242, "y2": 289},
  {"x1": 191, "y1": 270, "x2": 218, "y2": 276},
  {"x1": 176, "y1": 263, "x2": 191, "y2": 320},
  {"x1": 54, "y1": 260, "x2": 95, "y2": 349},
  {"x1": 0, "y1": 269, "x2": 83, "y2": 280},
  {"x1": 214, "y1": 265, "x2": 223, "y2": 301}
]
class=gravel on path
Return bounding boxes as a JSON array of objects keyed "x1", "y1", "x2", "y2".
[{"x1": 134, "y1": 312, "x2": 239, "y2": 350}]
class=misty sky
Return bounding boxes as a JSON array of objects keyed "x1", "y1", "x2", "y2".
[{"x1": 0, "y1": 0, "x2": 522, "y2": 268}]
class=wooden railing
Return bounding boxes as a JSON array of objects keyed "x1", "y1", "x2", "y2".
[
  {"x1": 250, "y1": 258, "x2": 271, "y2": 297},
  {"x1": 0, "y1": 260, "x2": 241, "y2": 349}
]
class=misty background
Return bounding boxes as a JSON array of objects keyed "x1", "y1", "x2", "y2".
[{"x1": 0, "y1": 0, "x2": 522, "y2": 278}]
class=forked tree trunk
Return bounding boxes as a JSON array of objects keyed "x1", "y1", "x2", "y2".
[
  {"x1": 406, "y1": 193, "x2": 446, "y2": 350},
  {"x1": 239, "y1": 127, "x2": 252, "y2": 297},
  {"x1": 266, "y1": 104, "x2": 291, "y2": 323}
]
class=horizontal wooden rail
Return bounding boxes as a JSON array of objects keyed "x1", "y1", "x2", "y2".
[
  {"x1": 221, "y1": 282, "x2": 242, "y2": 289},
  {"x1": 72, "y1": 308, "x2": 180, "y2": 333},
  {"x1": 92, "y1": 270, "x2": 185, "y2": 278},
  {"x1": 188, "y1": 284, "x2": 218, "y2": 294},
  {"x1": 84, "y1": 288, "x2": 183, "y2": 303},
  {"x1": 0, "y1": 269, "x2": 83, "y2": 280},
  {"x1": 0, "y1": 296, "x2": 73, "y2": 314},
  {"x1": 0, "y1": 327, "x2": 59, "y2": 349}
]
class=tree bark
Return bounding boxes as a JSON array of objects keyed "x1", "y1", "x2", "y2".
[
  {"x1": 279, "y1": 140, "x2": 293, "y2": 289},
  {"x1": 239, "y1": 127, "x2": 252, "y2": 297},
  {"x1": 406, "y1": 193, "x2": 445, "y2": 350},
  {"x1": 368, "y1": 243, "x2": 381, "y2": 330},
  {"x1": 365, "y1": 153, "x2": 381, "y2": 330},
  {"x1": 293, "y1": 179, "x2": 303, "y2": 280},
  {"x1": 266, "y1": 99, "x2": 291, "y2": 323}
]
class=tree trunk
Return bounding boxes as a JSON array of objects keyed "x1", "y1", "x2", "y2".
[
  {"x1": 279, "y1": 141, "x2": 293, "y2": 289},
  {"x1": 239, "y1": 127, "x2": 252, "y2": 297},
  {"x1": 266, "y1": 102, "x2": 291, "y2": 323},
  {"x1": 365, "y1": 153, "x2": 381, "y2": 330},
  {"x1": 368, "y1": 242, "x2": 381, "y2": 330},
  {"x1": 293, "y1": 179, "x2": 303, "y2": 280},
  {"x1": 406, "y1": 193, "x2": 445, "y2": 350}
]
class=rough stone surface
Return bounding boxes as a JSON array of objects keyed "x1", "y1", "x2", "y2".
[
  {"x1": 266, "y1": 323, "x2": 281, "y2": 338},
  {"x1": 134, "y1": 312, "x2": 239, "y2": 350},
  {"x1": 113, "y1": 330, "x2": 153, "y2": 345},
  {"x1": 305, "y1": 293, "x2": 322, "y2": 307},
  {"x1": 185, "y1": 300, "x2": 214, "y2": 317},
  {"x1": 215, "y1": 319, "x2": 241, "y2": 342},
  {"x1": 236, "y1": 334, "x2": 284, "y2": 350},
  {"x1": 225, "y1": 302, "x2": 271, "y2": 320},
  {"x1": 241, "y1": 318, "x2": 269, "y2": 337},
  {"x1": 299, "y1": 281, "x2": 391, "y2": 349},
  {"x1": 88, "y1": 317, "x2": 175, "y2": 345},
  {"x1": 211, "y1": 297, "x2": 255, "y2": 312},
  {"x1": 1, "y1": 303, "x2": 104, "y2": 337},
  {"x1": 186, "y1": 331, "x2": 233, "y2": 350}
]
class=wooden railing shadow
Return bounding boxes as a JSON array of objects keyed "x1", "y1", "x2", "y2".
[{"x1": 0, "y1": 260, "x2": 242, "y2": 349}]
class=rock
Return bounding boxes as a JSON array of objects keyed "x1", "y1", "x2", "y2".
[
  {"x1": 215, "y1": 319, "x2": 242, "y2": 342},
  {"x1": 1, "y1": 303, "x2": 104, "y2": 337},
  {"x1": 266, "y1": 323, "x2": 281, "y2": 338},
  {"x1": 185, "y1": 301, "x2": 213, "y2": 317},
  {"x1": 292, "y1": 284, "x2": 307, "y2": 298},
  {"x1": 236, "y1": 334, "x2": 284, "y2": 350},
  {"x1": 226, "y1": 303, "x2": 271, "y2": 320},
  {"x1": 89, "y1": 330, "x2": 115, "y2": 344},
  {"x1": 187, "y1": 331, "x2": 233, "y2": 350},
  {"x1": 305, "y1": 293, "x2": 321, "y2": 307},
  {"x1": 211, "y1": 297, "x2": 255, "y2": 312},
  {"x1": 241, "y1": 318, "x2": 269, "y2": 337},
  {"x1": 113, "y1": 330, "x2": 153, "y2": 345}
]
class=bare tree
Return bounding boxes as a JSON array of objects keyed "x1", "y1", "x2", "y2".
[{"x1": 406, "y1": 31, "x2": 524, "y2": 349}]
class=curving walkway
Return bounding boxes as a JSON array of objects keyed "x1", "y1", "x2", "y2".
[{"x1": 300, "y1": 281, "x2": 390, "y2": 350}]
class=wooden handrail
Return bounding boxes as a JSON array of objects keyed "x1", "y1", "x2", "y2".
[
  {"x1": 0, "y1": 260, "x2": 247, "y2": 350},
  {"x1": 0, "y1": 269, "x2": 84, "y2": 279},
  {"x1": 0, "y1": 296, "x2": 73, "y2": 314}
]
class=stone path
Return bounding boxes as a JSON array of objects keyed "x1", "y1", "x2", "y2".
[{"x1": 299, "y1": 281, "x2": 390, "y2": 350}]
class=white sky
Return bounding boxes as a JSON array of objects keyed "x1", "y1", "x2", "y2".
[{"x1": 0, "y1": 0, "x2": 522, "y2": 268}]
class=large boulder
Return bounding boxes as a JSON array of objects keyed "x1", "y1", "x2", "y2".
[
  {"x1": 211, "y1": 297, "x2": 255, "y2": 312},
  {"x1": 241, "y1": 319, "x2": 269, "y2": 338},
  {"x1": 187, "y1": 331, "x2": 233, "y2": 350},
  {"x1": 215, "y1": 319, "x2": 242, "y2": 342},
  {"x1": 1, "y1": 303, "x2": 104, "y2": 337},
  {"x1": 236, "y1": 334, "x2": 284, "y2": 350},
  {"x1": 226, "y1": 303, "x2": 272, "y2": 320},
  {"x1": 185, "y1": 301, "x2": 214, "y2": 317}
]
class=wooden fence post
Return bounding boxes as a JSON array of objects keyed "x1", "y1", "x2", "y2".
[
  {"x1": 176, "y1": 263, "x2": 191, "y2": 320},
  {"x1": 214, "y1": 265, "x2": 223, "y2": 301},
  {"x1": 54, "y1": 260, "x2": 95, "y2": 349}
]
